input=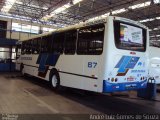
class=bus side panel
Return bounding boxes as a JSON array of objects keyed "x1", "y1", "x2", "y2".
[
  {"x1": 56, "y1": 55, "x2": 84, "y2": 90},
  {"x1": 56, "y1": 55, "x2": 101, "y2": 92},
  {"x1": 19, "y1": 54, "x2": 50, "y2": 81},
  {"x1": 83, "y1": 55, "x2": 103, "y2": 92},
  {"x1": 96, "y1": 22, "x2": 109, "y2": 93},
  {"x1": 59, "y1": 73, "x2": 98, "y2": 92}
]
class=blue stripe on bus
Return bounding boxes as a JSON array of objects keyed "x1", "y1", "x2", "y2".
[
  {"x1": 38, "y1": 53, "x2": 48, "y2": 72},
  {"x1": 46, "y1": 53, "x2": 60, "y2": 66},
  {"x1": 37, "y1": 53, "x2": 60, "y2": 73},
  {"x1": 115, "y1": 56, "x2": 140, "y2": 75},
  {"x1": 103, "y1": 80, "x2": 147, "y2": 92},
  {"x1": 125, "y1": 57, "x2": 139, "y2": 69},
  {"x1": 115, "y1": 56, "x2": 125, "y2": 68},
  {"x1": 117, "y1": 56, "x2": 132, "y2": 73}
]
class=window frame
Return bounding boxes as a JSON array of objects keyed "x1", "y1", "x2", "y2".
[
  {"x1": 51, "y1": 32, "x2": 65, "y2": 54},
  {"x1": 113, "y1": 20, "x2": 147, "y2": 52},
  {"x1": 40, "y1": 35, "x2": 53, "y2": 53},
  {"x1": 64, "y1": 29, "x2": 77, "y2": 55},
  {"x1": 77, "y1": 23, "x2": 105, "y2": 55}
]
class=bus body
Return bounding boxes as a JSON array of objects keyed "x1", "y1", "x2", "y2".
[
  {"x1": 16, "y1": 16, "x2": 149, "y2": 93},
  {"x1": 148, "y1": 46, "x2": 160, "y2": 84}
]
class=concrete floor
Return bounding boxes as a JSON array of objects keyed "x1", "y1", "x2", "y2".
[{"x1": 0, "y1": 72, "x2": 160, "y2": 119}]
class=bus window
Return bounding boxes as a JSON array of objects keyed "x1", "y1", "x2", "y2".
[
  {"x1": 21, "y1": 41, "x2": 27, "y2": 54},
  {"x1": 114, "y1": 21, "x2": 146, "y2": 52},
  {"x1": 77, "y1": 24, "x2": 104, "y2": 55},
  {"x1": 64, "y1": 30, "x2": 77, "y2": 55},
  {"x1": 40, "y1": 35, "x2": 52, "y2": 53},
  {"x1": 25, "y1": 40, "x2": 32, "y2": 54},
  {"x1": 16, "y1": 44, "x2": 21, "y2": 53},
  {"x1": 41, "y1": 36, "x2": 48, "y2": 53},
  {"x1": 37, "y1": 37, "x2": 41, "y2": 53},
  {"x1": 16, "y1": 44, "x2": 21, "y2": 59},
  {"x1": 46, "y1": 35, "x2": 53, "y2": 53},
  {"x1": 52, "y1": 32, "x2": 65, "y2": 54},
  {"x1": 32, "y1": 38, "x2": 40, "y2": 54}
]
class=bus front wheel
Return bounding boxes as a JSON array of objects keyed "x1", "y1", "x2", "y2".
[{"x1": 49, "y1": 70, "x2": 60, "y2": 91}]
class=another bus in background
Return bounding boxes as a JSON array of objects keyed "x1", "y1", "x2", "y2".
[{"x1": 148, "y1": 46, "x2": 160, "y2": 84}]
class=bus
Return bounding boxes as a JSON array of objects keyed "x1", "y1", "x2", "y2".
[
  {"x1": 148, "y1": 46, "x2": 160, "y2": 84},
  {"x1": 16, "y1": 16, "x2": 149, "y2": 93}
]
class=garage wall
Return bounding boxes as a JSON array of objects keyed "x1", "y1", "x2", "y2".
[
  {"x1": 2, "y1": 18, "x2": 38, "y2": 40},
  {"x1": 6, "y1": 31, "x2": 37, "y2": 41},
  {"x1": 0, "y1": 17, "x2": 55, "y2": 41}
]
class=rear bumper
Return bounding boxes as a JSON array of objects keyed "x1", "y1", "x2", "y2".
[{"x1": 103, "y1": 80, "x2": 147, "y2": 93}]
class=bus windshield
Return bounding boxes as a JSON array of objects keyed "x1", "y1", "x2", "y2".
[{"x1": 114, "y1": 21, "x2": 147, "y2": 52}]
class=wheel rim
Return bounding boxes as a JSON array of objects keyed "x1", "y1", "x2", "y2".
[{"x1": 52, "y1": 75, "x2": 58, "y2": 88}]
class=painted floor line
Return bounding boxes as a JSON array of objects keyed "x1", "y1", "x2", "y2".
[{"x1": 23, "y1": 89, "x2": 59, "y2": 113}]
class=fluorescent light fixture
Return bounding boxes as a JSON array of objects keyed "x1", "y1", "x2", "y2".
[
  {"x1": 16, "y1": 1, "x2": 48, "y2": 10},
  {"x1": 154, "y1": 0, "x2": 160, "y2": 4},
  {"x1": 150, "y1": 35, "x2": 160, "y2": 37},
  {"x1": 139, "y1": 16, "x2": 160, "y2": 23},
  {"x1": 156, "y1": 17, "x2": 160, "y2": 20},
  {"x1": 42, "y1": 0, "x2": 83, "y2": 20},
  {"x1": 153, "y1": 28, "x2": 159, "y2": 30},
  {"x1": 86, "y1": 1, "x2": 152, "y2": 23},
  {"x1": 139, "y1": 18, "x2": 155, "y2": 23},
  {"x1": 1, "y1": 0, "x2": 16, "y2": 13},
  {"x1": 128, "y1": 0, "x2": 159, "y2": 10},
  {"x1": 53, "y1": 4, "x2": 71, "y2": 14},
  {"x1": 112, "y1": 8, "x2": 126, "y2": 15},
  {"x1": 86, "y1": 12, "x2": 110, "y2": 22},
  {"x1": 128, "y1": 1, "x2": 150, "y2": 10}
]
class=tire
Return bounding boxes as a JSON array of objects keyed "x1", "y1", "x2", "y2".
[{"x1": 49, "y1": 69, "x2": 61, "y2": 91}]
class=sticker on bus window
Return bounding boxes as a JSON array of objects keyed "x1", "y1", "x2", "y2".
[{"x1": 120, "y1": 23, "x2": 143, "y2": 45}]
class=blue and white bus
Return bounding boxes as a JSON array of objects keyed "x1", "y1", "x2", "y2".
[{"x1": 16, "y1": 16, "x2": 149, "y2": 93}]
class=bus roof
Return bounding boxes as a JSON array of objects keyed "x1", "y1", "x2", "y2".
[
  {"x1": 21, "y1": 16, "x2": 108, "y2": 41},
  {"x1": 21, "y1": 16, "x2": 147, "y2": 42}
]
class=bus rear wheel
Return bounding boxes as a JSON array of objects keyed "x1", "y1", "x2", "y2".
[{"x1": 49, "y1": 70, "x2": 60, "y2": 91}]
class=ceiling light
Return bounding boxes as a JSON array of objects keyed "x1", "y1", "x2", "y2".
[
  {"x1": 128, "y1": 2, "x2": 150, "y2": 10},
  {"x1": 1, "y1": 0, "x2": 16, "y2": 13},
  {"x1": 112, "y1": 8, "x2": 126, "y2": 15},
  {"x1": 86, "y1": 12, "x2": 109, "y2": 22},
  {"x1": 139, "y1": 16, "x2": 160, "y2": 23},
  {"x1": 139, "y1": 18, "x2": 155, "y2": 23},
  {"x1": 42, "y1": 0, "x2": 83, "y2": 21},
  {"x1": 153, "y1": 28, "x2": 159, "y2": 30},
  {"x1": 153, "y1": 0, "x2": 160, "y2": 4},
  {"x1": 15, "y1": 1, "x2": 48, "y2": 10},
  {"x1": 156, "y1": 17, "x2": 160, "y2": 20}
]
